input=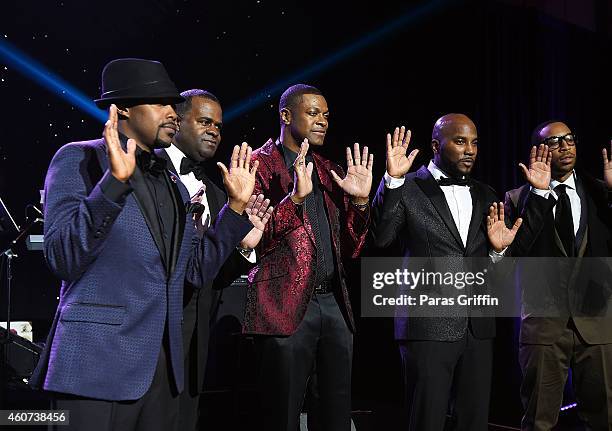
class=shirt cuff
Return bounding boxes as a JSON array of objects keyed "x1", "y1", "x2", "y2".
[
  {"x1": 238, "y1": 248, "x2": 257, "y2": 263},
  {"x1": 100, "y1": 170, "x2": 132, "y2": 203},
  {"x1": 530, "y1": 187, "x2": 551, "y2": 199},
  {"x1": 489, "y1": 247, "x2": 507, "y2": 263},
  {"x1": 384, "y1": 172, "x2": 405, "y2": 189}
]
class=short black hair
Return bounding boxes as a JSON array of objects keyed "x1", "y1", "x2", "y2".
[
  {"x1": 176, "y1": 89, "x2": 220, "y2": 118},
  {"x1": 279, "y1": 84, "x2": 322, "y2": 112},
  {"x1": 530, "y1": 120, "x2": 565, "y2": 146}
]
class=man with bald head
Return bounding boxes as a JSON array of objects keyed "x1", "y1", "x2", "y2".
[
  {"x1": 505, "y1": 121, "x2": 612, "y2": 430},
  {"x1": 371, "y1": 114, "x2": 522, "y2": 430}
]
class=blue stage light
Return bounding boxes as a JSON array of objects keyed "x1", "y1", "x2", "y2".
[
  {"x1": 224, "y1": 0, "x2": 450, "y2": 122},
  {"x1": 0, "y1": 38, "x2": 107, "y2": 123}
]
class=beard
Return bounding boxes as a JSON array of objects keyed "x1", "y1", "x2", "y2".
[
  {"x1": 151, "y1": 127, "x2": 173, "y2": 149},
  {"x1": 438, "y1": 154, "x2": 473, "y2": 179}
]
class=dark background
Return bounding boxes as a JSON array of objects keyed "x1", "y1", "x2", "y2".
[{"x1": 0, "y1": 0, "x2": 610, "y2": 428}]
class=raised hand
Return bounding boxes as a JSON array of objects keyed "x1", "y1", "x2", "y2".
[
  {"x1": 291, "y1": 139, "x2": 314, "y2": 204},
  {"x1": 487, "y1": 202, "x2": 522, "y2": 253},
  {"x1": 217, "y1": 142, "x2": 259, "y2": 214},
  {"x1": 602, "y1": 140, "x2": 612, "y2": 189},
  {"x1": 518, "y1": 144, "x2": 551, "y2": 190},
  {"x1": 240, "y1": 194, "x2": 274, "y2": 249},
  {"x1": 105, "y1": 104, "x2": 136, "y2": 182},
  {"x1": 330, "y1": 143, "x2": 374, "y2": 205},
  {"x1": 386, "y1": 126, "x2": 419, "y2": 179}
]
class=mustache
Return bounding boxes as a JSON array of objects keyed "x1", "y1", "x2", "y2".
[{"x1": 160, "y1": 121, "x2": 179, "y2": 130}]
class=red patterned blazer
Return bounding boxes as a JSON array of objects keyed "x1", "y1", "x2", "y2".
[{"x1": 243, "y1": 139, "x2": 370, "y2": 336}]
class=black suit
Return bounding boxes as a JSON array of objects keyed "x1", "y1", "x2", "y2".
[
  {"x1": 159, "y1": 151, "x2": 254, "y2": 431},
  {"x1": 371, "y1": 165, "x2": 497, "y2": 431},
  {"x1": 505, "y1": 172, "x2": 612, "y2": 430}
]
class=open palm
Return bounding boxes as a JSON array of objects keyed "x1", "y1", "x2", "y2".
[
  {"x1": 240, "y1": 194, "x2": 273, "y2": 249},
  {"x1": 519, "y1": 144, "x2": 551, "y2": 190},
  {"x1": 487, "y1": 202, "x2": 522, "y2": 252},
  {"x1": 386, "y1": 126, "x2": 419, "y2": 179},
  {"x1": 105, "y1": 104, "x2": 136, "y2": 182},
  {"x1": 331, "y1": 143, "x2": 373, "y2": 199},
  {"x1": 217, "y1": 142, "x2": 259, "y2": 213},
  {"x1": 602, "y1": 140, "x2": 612, "y2": 189}
]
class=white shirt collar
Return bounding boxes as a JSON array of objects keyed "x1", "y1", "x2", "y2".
[
  {"x1": 427, "y1": 160, "x2": 452, "y2": 181},
  {"x1": 165, "y1": 144, "x2": 187, "y2": 173},
  {"x1": 550, "y1": 170, "x2": 577, "y2": 191}
]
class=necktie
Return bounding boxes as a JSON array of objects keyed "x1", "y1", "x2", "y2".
[
  {"x1": 437, "y1": 176, "x2": 472, "y2": 187},
  {"x1": 554, "y1": 184, "x2": 575, "y2": 256},
  {"x1": 303, "y1": 155, "x2": 327, "y2": 285},
  {"x1": 179, "y1": 157, "x2": 207, "y2": 181}
]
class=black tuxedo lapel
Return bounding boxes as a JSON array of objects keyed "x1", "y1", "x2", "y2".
[
  {"x1": 158, "y1": 148, "x2": 177, "y2": 175},
  {"x1": 201, "y1": 174, "x2": 223, "y2": 218},
  {"x1": 414, "y1": 166, "x2": 464, "y2": 250},
  {"x1": 165, "y1": 167, "x2": 187, "y2": 277},
  {"x1": 128, "y1": 167, "x2": 169, "y2": 270},
  {"x1": 465, "y1": 182, "x2": 485, "y2": 255},
  {"x1": 575, "y1": 176, "x2": 588, "y2": 253}
]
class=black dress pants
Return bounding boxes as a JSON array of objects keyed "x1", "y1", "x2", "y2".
[
  {"x1": 255, "y1": 292, "x2": 353, "y2": 431},
  {"x1": 398, "y1": 328, "x2": 493, "y2": 431}
]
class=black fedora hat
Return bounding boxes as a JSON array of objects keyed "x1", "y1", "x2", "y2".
[{"x1": 94, "y1": 58, "x2": 184, "y2": 108}]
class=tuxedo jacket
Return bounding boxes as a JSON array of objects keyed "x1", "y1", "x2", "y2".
[
  {"x1": 505, "y1": 173, "x2": 612, "y2": 344},
  {"x1": 29, "y1": 138, "x2": 252, "y2": 401},
  {"x1": 159, "y1": 149, "x2": 254, "y2": 394},
  {"x1": 243, "y1": 139, "x2": 370, "y2": 336},
  {"x1": 370, "y1": 166, "x2": 497, "y2": 341}
]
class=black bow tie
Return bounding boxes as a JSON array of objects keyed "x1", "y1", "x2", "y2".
[
  {"x1": 179, "y1": 157, "x2": 207, "y2": 181},
  {"x1": 437, "y1": 176, "x2": 472, "y2": 187},
  {"x1": 136, "y1": 151, "x2": 167, "y2": 176}
]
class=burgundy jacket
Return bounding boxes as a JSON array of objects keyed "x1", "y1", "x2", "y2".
[{"x1": 243, "y1": 139, "x2": 370, "y2": 336}]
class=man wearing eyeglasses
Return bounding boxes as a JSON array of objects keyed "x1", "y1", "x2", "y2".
[{"x1": 505, "y1": 120, "x2": 612, "y2": 430}]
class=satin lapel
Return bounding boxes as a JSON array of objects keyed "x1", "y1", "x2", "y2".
[
  {"x1": 574, "y1": 176, "x2": 588, "y2": 253},
  {"x1": 553, "y1": 226, "x2": 568, "y2": 257},
  {"x1": 414, "y1": 166, "x2": 464, "y2": 250},
  {"x1": 166, "y1": 167, "x2": 187, "y2": 277},
  {"x1": 465, "y1": 183, "x2": 484, "y2": 255},
  {"x1": 201, "y1": 175, "x2": 223, "y2": 218},
  {"x1": 157, "y1": 149, "x2": 177, "y2": 175},
  {"x1": 126, "y1": 167, "x2": 167, "y2": 268}
]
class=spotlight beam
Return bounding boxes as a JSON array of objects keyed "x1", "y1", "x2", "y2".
[
  {"x1": 0, "y1": 38, "x2": 107, "y2": 123},
  {"x1": 224, "y1": 0, "x2": 451, "y2": 122}
]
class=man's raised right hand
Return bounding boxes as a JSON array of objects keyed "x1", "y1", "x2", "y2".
[{"x1": 105, "y1": 104, "x2": 136, "y2": 183}]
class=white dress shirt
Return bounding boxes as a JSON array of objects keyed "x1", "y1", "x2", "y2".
[
  {"x1": 385, "y1": 161, "x2": 472, "y2": 246},
  {"x1": 166, "y1": 144, "x2": 211, "y2": 226},
  {"x1": 531, "y1": 171, "x2": 581, "y2": 235},
  {"x1": 384, "y1": 161, "x2": 505, "y2": 260},
  {"x1": 166, "y1": 144, "x2": 256, "y2": 263}
]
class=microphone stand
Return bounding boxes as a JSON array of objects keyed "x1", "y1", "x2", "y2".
[{"x1": 1, "y1": 217, "x2": 43, "y2": 380}]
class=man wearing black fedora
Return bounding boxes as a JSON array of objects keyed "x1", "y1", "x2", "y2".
[{"x1": 30, "y1": 58, "x2": 258, "y2": 431}]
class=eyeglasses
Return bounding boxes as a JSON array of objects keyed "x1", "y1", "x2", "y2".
[{"x1": 540, "y1": 133, "x2": 577, "y2": 150}]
